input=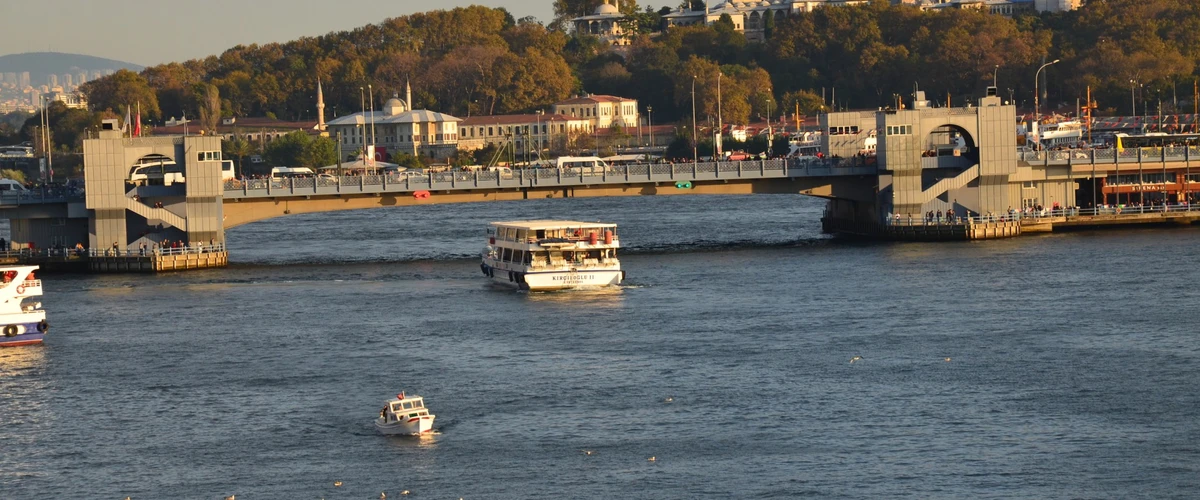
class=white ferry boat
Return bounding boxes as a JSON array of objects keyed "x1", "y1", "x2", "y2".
[
  {"x1": 0, "y1": 266, "x2": 49, "y2": 347},
  {"x1": 375, "y1": 392, "x2": 436, "y2": 436},
  {"x1": 481, "y1": 220, "x2": 624, "y2": 291}
]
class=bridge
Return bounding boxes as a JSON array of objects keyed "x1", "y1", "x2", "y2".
[{"x1": 6, "y1": 93, "x2": 1200, "y2": 272}]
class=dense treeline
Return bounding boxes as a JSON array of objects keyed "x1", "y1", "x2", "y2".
[{"x1": 54, "y1": 0, "x2": 1200, "y2": 141}]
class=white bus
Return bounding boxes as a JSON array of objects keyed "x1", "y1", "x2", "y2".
[
  {"x1": 129, "y1": 154, "x2": 185, "y2": 186},
  {"x1": 554, "y1": 156, "x2": 610, "y2": 174}
]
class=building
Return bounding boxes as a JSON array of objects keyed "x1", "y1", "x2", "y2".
[
  {"x1": 662, "y1": 0, "x2": 869, "y2": 42},
  {"x1": 42, "y1": 90, "x2": 88, "y2": 109},
  {"x1": 572, "y1": 0, "x2": 633, "y2": 46},
  {"x1": 458, "y1": 113, "x2": 594, "y2": 155},
  {"x1": 552, "y1": 94, "x2": 639, "y2": 131},
  {"x1": 326, "y1": 82, "x2": 461, "y2": 160},
  {"x1": 910, "y1": 0, "x2": 1073, "y2": 13},
  {"x1": 19, "y1": 72, "x2": 30, "y2": 89}
]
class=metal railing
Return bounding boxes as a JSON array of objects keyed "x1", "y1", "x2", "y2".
[
  {"x1": 221, "y1": 159, "x2": 880, "y2": 200},
  {"x1": 90, "y1": 242, "x2": 227, "y2": 257},
  {"x1": 884, "y1": 202, "x2": 1200, "y2": 226}
]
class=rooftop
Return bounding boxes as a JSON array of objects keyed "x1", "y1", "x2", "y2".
[{"x1": 491, "y1": 220, "x2": 618, "y2": 230}]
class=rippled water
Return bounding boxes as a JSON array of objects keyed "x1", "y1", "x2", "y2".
[{"x1": 2, "y1": 194, "x2": 1199, "y2": 499}]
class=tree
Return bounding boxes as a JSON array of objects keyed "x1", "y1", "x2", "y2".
[
  {"x1": 763, "y1": 10, "x2": 776, "y2": 40},
  {"x1": 222, "y1": 133, "x2": 254, "y2": 176},
  {"x1": 263, "y1": 131, "x2": 336, "y2": 168},
  {"x1": 198, "y1": 84, "x2": 221, "y2": 134},
  {"x1": 79, "y1": 69, "x2": 162, "y2": 121}
]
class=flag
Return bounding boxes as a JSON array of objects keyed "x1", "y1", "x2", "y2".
[
  {"x1": 135, "y1": 102, "x2": 142, "y2": 137},
  {"x1": 123, "y1": 106, "x2": 132, "y2": 136}
]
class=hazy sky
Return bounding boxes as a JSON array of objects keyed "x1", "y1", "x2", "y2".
[{"x1": 2, "y1": 0, "x2": 558, "y2": 66}]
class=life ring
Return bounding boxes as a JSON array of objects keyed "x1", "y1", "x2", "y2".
[
  {"x1": 37, "y1": 320, "x2": 47, "y2": 333},
  {"x1": 414, "y1": 190, "x2": 431, "y2": 199},
  {"x1": 3, "y1": 325, "x2": 16, "y2": 337},
  {"x1": 15, "y1": 285, "x2": 25, "y2": 294}
]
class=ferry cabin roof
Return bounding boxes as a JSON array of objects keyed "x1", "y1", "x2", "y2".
[
  {"x1": 490, "y1": 220, "x2": 617, "y2": 230},
  {"x1": 390, "y1": 397, "x2": 425, "y2": 411}
]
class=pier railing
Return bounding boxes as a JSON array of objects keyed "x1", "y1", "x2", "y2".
[
  {"x1": 885, "y1": 202, "x2": 1200, "y2": 226},
  {"x1": 88, "y1": 243, "x2": 227, "y2": 257},
  {"x1": 221, "y1": 159, "x2": 878, "y2": 200}
]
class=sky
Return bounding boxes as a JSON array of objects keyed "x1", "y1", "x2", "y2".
[{"x1": 1, "y1": 0, "x2": 557, "y2": 66}]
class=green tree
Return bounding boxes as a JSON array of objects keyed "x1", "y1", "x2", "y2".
[
  {"x1": 263, "y1": 131, "x2": 336, "y2": 168},
  {"x1": 222, "y1": 133, "x2": 254, "y2": 177},
  {"x1": 79, "y1": 69, "x2": 162, "y2": 120}
]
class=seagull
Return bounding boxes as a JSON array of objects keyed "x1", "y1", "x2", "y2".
[
  {"x1": 647, "y1": 456, "x2": 657, "y2": 462},
  {"x1": 944, "y1": 357, "x2": 952, "y2": 362},
  {"x1": 663, "y1": 396, "x2": 674, "y2": 403},
  {"x1": 582, "y1": 449, "x2": 595, "y2": 455},
  {"x1": 334, "y1": 481, "x2": 343, "y2": 487},
  {"x1": 849, "y1": 356, "x2": 863, "y2": 363}
]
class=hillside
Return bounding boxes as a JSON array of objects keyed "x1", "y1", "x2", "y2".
[{"x1": 0, "y1": 52, "x2": 143, "y2": 78}]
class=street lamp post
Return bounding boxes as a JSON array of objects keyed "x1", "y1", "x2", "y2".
[
  {"x1": 647, "y1": 106, "x2": 653, "y2": 151},
  {"x1": 535, "y1": 110, "x2": 543, "y2": 161},
  {"x1": 766, "y1": 96, "x2": 773, "y2": 156},
  {"x1": 691, "y1": 76, "x2": 698, "y2": 166},
  {"x1": 716, "y1": 72, "x2": 723, "y2": 159},
  {"x1": 1034, "y1": 59, "x2": 1060, "y2": 122}
]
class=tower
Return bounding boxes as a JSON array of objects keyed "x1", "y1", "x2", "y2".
[
  {"x1": 405, "y1": 78, "x2": 413, "y2": 111},
  {"x1": 316, "y1": 79, "x2": 327, "y2": 133}
]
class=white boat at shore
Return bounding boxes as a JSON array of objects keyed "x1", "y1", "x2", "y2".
[
  {"x1": 480, "y1": 220, "x2": 624, "y2": 291},
  {"x1": 375, "y1": 392, "x2": 436, "y2": 436}
]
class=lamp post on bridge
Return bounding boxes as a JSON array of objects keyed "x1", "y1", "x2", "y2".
[
  {"x1": 691, "y1": 75, "x2": 698, "y2": 166},
  {"x1": 1034, "y1": 59, "x2": 1060, "y2": 123}
]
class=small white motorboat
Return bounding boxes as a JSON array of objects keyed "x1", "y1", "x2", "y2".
[{"x1": 375, "y1": 392, "x2": 436, "y2": 435}]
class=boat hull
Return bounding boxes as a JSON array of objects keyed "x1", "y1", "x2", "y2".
[
  {"x1": 0, "y1": 320, "x2": 47, "y2": 347},
  {"x1": 375, "y1": 415, "x2": 435, "y2": 435},
  {"x1": 483, "y1": 264, "x2": 623, "y2": 291}
]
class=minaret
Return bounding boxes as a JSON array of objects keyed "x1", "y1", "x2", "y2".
[
  {"x1": 405, "y1": 78, "x2": 413, "y2": 111},
  {"x1": 316, "y1": 79, "x2": 327, "y2": 134}
]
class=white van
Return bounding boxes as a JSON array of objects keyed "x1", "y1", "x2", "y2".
[
  {"x1": 0, "y1": 179, "x2": 28, "y2": 193},
  {"x1": 554, "y1": 156, "x2": 609, "y2": 174},
  {"x1": 270, "y1": 166, "x2": 315, "y2": 179}
]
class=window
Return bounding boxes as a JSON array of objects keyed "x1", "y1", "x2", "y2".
[
  {"x1": 828, "y1": 126, "x2": 859, "y2": 135},
  {"x1": 197, "y1": 151, "x2": 221, "y2": 161},
  {"x1": 886, "y1": 125, "x2": 913, "y2": 136}
]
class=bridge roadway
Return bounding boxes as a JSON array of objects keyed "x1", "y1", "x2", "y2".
[{"x1": 218, "y1": 159, "x2": 878, "y2": 228}]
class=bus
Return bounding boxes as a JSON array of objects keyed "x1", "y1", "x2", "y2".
[{"x1": 1115, "y1": 132, "x2": 1200, "y2": 152}]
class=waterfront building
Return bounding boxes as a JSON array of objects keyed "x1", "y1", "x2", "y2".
[
  {"x1": 326, "y1": 82, "x2": 461, "y2": 160},
  {"x1": 572, "y1": 0, "x2": 633, "y2": 46},
  {"x1": 552, "y1": 94, "x2": 639, "y2": 131},
  {"x1": 458, "y1": 113, "x2": 593, "y2": 155}
]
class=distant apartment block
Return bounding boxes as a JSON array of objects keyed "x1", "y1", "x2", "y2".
[
  {"x1": 43, "y1": 90, "x2": 88, "y2": 109},
  {"x1": 19, "y1": 72, "x2": 30, "y2": 89}
]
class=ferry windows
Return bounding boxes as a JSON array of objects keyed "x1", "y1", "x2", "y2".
[
  {"x1": 414, "y1": 400, "x2": 423, "y2": 408},
  {"x1": 828, "y1": 126, "x2": 859, "y2": 135},
  {"x1": 501, "y1": 248, "x2": 512, "y2": 262},
  {"x1": 516, "y1": 229, "x2": 528, "y2": 241}
]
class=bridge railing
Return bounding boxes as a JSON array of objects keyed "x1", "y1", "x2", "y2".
[
  {"x1": 221, "y1": 159, "x2": 875, "y2": 200},
  {"x1": 0, "y1": 188, "x2": 85, "y2": 206}
]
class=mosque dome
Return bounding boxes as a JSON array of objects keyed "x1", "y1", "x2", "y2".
[
  {"x1": 384, "y1": 97, "x2": 409, "y2": 116},
  {"x1": 595, "y1": 2, "x2": 620, "y2": 15}
]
